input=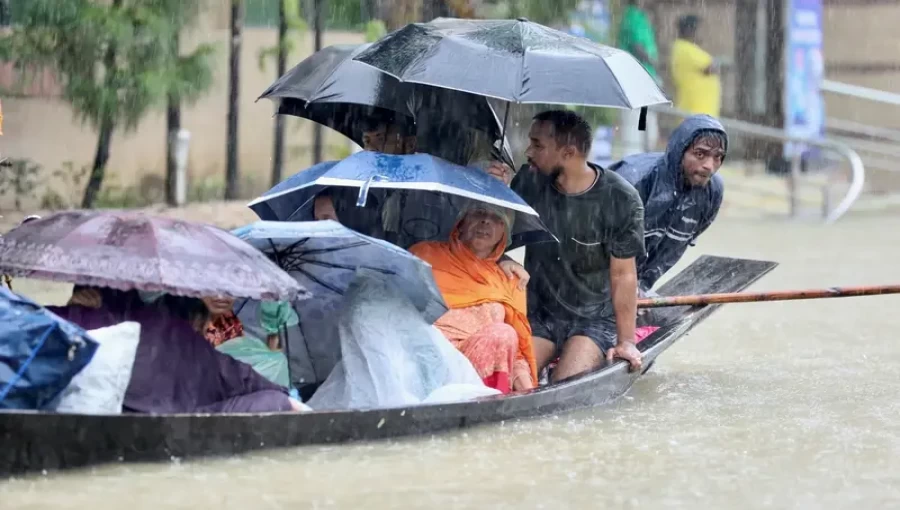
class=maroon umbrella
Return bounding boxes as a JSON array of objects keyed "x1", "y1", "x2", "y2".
[{"x1": 0, "y1": 210, "x2": 309, "y2": 301}]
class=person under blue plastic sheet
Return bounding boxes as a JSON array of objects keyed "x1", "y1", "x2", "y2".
[
  {"x1": 49, "y1": 287, "x2": 307, "y2": 414},
  {"x1": 609, "y1": 114, "x2": 727, "y2": 296}
]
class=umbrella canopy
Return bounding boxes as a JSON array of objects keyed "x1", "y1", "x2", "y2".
[
  {"x1": 247, "y1": 151, "x2": 554, "y2": 248},
  {"x1": 258, "y1": 43, "x2": 514, "y2": 166},
  {"x1": 232, "y1": 220, "x2": 446, "y2": 322},
  {"x1": 0, "y1": 211, "x2": 308, "y2": 302},
  {"x1": 231, "y1": 220, "x2": 449, "y2": 384},
  {"x1": 353, "y1": 17, "x2": 669, "y2": 109}
]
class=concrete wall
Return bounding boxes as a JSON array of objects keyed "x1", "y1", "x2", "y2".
[
  {"x1": 0, "y1": 24, "x2": 365, "y2": 209},
  {"x1": 649, "y1": 0, "x2": 900, "y2": 129}
]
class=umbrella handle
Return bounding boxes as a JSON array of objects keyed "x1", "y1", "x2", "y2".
[{"x1": 356, "y1": 175, "x2": 389, "y2": 207}]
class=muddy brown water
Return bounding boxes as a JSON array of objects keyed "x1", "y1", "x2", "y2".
[{"x1": 2, "y1": 215, "x2": 899, "y2": 509}]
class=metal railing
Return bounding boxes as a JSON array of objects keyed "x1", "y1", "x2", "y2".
[
  {"x1": 821, "y1": 80, "x2": 900, "y2": 184},
  {"x1": 822, "y1": 80, "x2": 900, "y2": 108},
  {"x1": 649, "y1": 105, "x2": 865, "y2": 224}
]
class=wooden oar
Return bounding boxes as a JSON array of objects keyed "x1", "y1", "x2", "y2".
[{"x1": 637, "y1": 285, "x2": 900, "y2": 308}]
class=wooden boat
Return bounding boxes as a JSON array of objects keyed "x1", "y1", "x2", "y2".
[{"x1": 0, "y1": 255, "x2": 776, "y2": 477}]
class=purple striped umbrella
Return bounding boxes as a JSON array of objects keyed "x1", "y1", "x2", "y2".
[{"x1": 0, "y1": 210, "x2": 309, "y2": 301}]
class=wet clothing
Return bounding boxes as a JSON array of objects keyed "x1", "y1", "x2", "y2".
[
  {"x1": 529, "y1": 307, "x2": 618, "y2": 353},
  {"x1": 435, "y1": 304, "x2": 530, "y2": 394},
  {"x1": 610, "y1": 114, "x2": 726, "y2": 293},
  {"x1": 618, "y1": 5, "x2": 660, "y2": 83},
  {"x1": 410, "y1": 217, "x2": 536, "y2": 385},
  {"x1": 204, "y1": 313, "x2": 244, "y2": 347},
  {"x1": 671, "y1": 39, "x2": 721, "y2": 117},
  {"x1": 510, "y1": 164, "x2": 645, "y2": 350},
  {"x1": 49, "y1": 303, "x2": 292, "y2": 414}
]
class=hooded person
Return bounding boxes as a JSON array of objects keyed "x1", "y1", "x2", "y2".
[
  {"x1": 409, "y1": 204, "x2": 537, "y2": 394},
  {"x1": 610, "y1": 114, "x2": 727, "y2": 295}
]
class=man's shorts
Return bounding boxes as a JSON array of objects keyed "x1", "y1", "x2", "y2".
[{"x1": 528, "y1": 307, "x2": 617, "y2": 354}]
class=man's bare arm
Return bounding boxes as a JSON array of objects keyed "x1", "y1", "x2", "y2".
[{"x1": 609, "y1": 255, "x2": 638, "y2": 345}]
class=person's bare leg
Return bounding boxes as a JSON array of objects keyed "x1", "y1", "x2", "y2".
[
  {"x1": 532, "y1": 336, "x2": 557, "y2": 371},
  {"x1": 551, "y1": 335, "x2": 603, "y2": 383}
]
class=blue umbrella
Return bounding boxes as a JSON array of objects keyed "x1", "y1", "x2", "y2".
[
  {"x1": 246, "y1": 151, "x2": 555, "y2": 249},
  {"x1": 232, "y1": 220, "x2": 449, "y2": 383}
]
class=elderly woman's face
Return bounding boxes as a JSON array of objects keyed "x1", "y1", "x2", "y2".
[
  {"x1": 458, "y1": 209, "x2": 506, "y2": 257},
  {"x1": 202, "y1": 296, "x2": 235, "y2": 317}
]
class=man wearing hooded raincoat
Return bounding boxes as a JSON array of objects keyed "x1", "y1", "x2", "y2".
[{"x1": 610, "y1": 114, "x2": 727, "y2": 295}]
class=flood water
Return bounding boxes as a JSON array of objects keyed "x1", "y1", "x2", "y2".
[{"x1": 3, "y1": 215, "x2": 900, "y2": 509}]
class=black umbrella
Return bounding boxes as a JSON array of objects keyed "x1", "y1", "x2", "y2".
[
  {"x1": 353, "y1": 18, "x2": 669, "y2": 109},
  {"x1": 257, "y1": 43, "x2": 514, "y2": 166}
]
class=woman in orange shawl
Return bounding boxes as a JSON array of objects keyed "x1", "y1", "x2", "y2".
[{"x1": 409, "y1": 205, "x2": 536, "y2": 393}]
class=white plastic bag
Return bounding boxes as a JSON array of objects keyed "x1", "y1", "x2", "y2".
[
  {"x1": 54, "y1": 322, "x2": 141, "y2": 414},
  {"x1": 308, "y1": 270, "x2": 499, "y2": 411}
]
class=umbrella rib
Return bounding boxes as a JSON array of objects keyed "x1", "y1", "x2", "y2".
[
  {"x1": 301, "y1": 258, "x2": 396, "y2": 275},
  {"x1": 292, "y1": 266, "x2": 345, "y2": 295},
  {"x1": 297, "y1": 241, "x2": 370, "y2": 256},
  {"x1": 267, "y1": 239, "x2": 284, "y2": 267}
]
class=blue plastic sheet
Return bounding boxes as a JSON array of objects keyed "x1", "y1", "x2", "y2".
[{"x1": 0, "y1": 287, "x2": 98, "y2": 410}]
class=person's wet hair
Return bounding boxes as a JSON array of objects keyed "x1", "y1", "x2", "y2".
[
  {"x1": 678, "y1": 14, "x2": 700, "y2": 39},
  {"x1": 532, "y1": 110, "x2": 593, "y2": 156},
  {"x1": 689, "y1": 129, "x2": 727, "y2": 159}
]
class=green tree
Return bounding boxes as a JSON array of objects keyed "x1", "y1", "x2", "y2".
[
  {"x1": 0, "y1": 0, "x2": 212, "y2": 208},
  {"x1": 257, "y1": 0, "x2": 307, "y2": 187},
  {"x1": 226, "y1": 0, "x2": 244, "y2": 200},
  {"x1": 153, "y1": 0, "x2": 216, "y2": 206}
]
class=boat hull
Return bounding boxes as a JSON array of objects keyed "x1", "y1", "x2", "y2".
[{"x1": 0, "y1": 255, "x2": 776, "y2": 476}]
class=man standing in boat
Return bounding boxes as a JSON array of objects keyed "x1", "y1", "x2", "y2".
[
  {"x1": 498, "y1": 110, "x2": 646, "y2": 380},
  {"x1": 610, "y1": 114, "x2": 726, "y2": 296}
]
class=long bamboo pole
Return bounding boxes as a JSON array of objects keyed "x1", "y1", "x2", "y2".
[{"x1": 637, "y1": 285, "x2": 900, "y2": 308}]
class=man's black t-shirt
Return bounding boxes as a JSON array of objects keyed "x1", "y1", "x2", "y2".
[{"x1": 511, "y1": 163, "x2": 645, "y2": 321}]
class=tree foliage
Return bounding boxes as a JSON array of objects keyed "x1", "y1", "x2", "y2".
[
  {"x1": 0, "y1": 0, "x2": 215, "y2": 207},
  {"x1": 4, "y1": 0, "x2": 172, "y2": 131},
  {"x1": 257, "y1": 0, "x2": 307, "y2": 72},
  {"x1": 150, "y1": 0, "x2": 217, "y2": 106}
]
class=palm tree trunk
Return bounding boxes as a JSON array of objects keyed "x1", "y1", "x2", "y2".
[
  {"x1": 165, "y1": 99, "x2": 181, "y2": 205},
  {"x1": 0, "y1": 0, "x2": 11, "y2": 26},
  {"x1": 165, "y1": 32, "x2": 181, "y2": 206},
  {"x1": 423, "y1": 0, "x2": 450, "y2": 22},
  {"x1": 312, "y1": 0, "x2": 324, "y2": 164},
  {"x1": 82, "y1": 119, "x2": 114, "y2": 209},
  {"x1": 82, "y1": 0, "x2": 123, "y2": 209},
  {"x1": 271, "y1": 0, "x2": 287, "y2": 186},
  {"x1": 225, "y1": 0, "x2": 244, "y2": 200}
]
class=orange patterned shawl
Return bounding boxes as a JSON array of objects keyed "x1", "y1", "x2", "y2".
[{"x1": 409, "y1": 223, "x2": 537, "y2": 384}]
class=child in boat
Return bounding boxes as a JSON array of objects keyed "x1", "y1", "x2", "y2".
[
  {"x1": 51, "y1": 287, "x2": 307, "y2": 414},
  {"x1": 409, "y1": 205, "x2": 537, "y2": 394}
]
